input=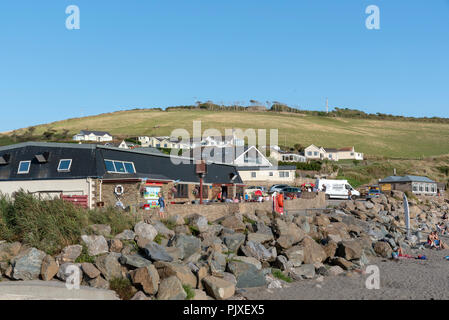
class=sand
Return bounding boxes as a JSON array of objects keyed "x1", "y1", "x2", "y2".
[{"x1": 241, "y1": 248, "x2": 449, "y2": 300}]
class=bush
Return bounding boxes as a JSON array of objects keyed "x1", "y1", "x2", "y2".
[
  {"x1": 109, "y1": 277, "x2": 136, "y2": 300},
  {"x1": 271, "y1": 268, "x2": 293, "y2": 283},
  {"x1": 0, "y1": 191, "x2": 138, "y2": 255},
  {"x1": 183, "y1": 284, "x2": 195, "y2": 300}
]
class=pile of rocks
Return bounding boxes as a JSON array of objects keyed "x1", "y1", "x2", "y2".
[{"x1": 0, "y1": 192, "x2": 445, "y2": 300}]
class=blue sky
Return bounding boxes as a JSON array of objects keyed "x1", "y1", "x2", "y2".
[{"x1": 0, "y1": 0, "x2": 448, "y2": 131}]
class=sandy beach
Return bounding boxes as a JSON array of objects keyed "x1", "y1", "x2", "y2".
[{"x1": 241, "y1": 248, "x2": 449, "y2": 300}]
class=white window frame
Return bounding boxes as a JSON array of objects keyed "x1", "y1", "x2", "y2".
[
  {"x1": 18, "y1": 160, "x2": 31, "y2": 174},
  {"x1": 57, "y1": 159, "x2": 72, "y2": 172},
  {"x1": 104, "y1": 159, "x2": 117, "y2": 173},
  {"x1": 104, "y1": 159, "x2": 136, "y2": 174},
  {"x1": 123, "y1": 161, "x2": 136, "y2": 174}
]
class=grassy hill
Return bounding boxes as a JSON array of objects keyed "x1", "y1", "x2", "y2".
[{"x1": 3, "y1": 108, "x2": 449, "y2": 158}]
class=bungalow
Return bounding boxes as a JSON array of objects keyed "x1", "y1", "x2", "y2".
[
  {"x1": 138, "y1": 136, "x2": 191, "y2": 149},
  {"x1": 237, "y1": 166, "x2": 296, "y2": 183},
  {"x1": 0, "y1": 142, "x2": 243, "y2": 209},
  {"x1": 269, "y1": 148, "x2": 306, "y2": 163},
  {"x1": 73, "y1": 130, "x2": 113, "y2": 142},
  {"x1": 379, "y1": 175, "x2": 437, "y2": 196},
  {"x1": 304, "y1": 144, "x2": 363, "y2": 161}
]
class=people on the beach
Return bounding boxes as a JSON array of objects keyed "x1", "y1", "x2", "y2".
[{"x1": 428, "y1": 231, "x2": 442, "y2": 249}]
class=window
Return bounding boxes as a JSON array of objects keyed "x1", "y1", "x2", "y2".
[
  {"x1": 419, "y1": 185, "x2": 423, "y2": 192},
  {"x1": 307, "y1": 151, "x2": 312, "y2": 156},
  {"x1": 156, "y1": 144, "x2": 160, "y2": 148},
  {"x1": 18, "y1": 161, "x2": 31, "y2": 174},
  {"x1": 104, "y1": 160, "x2": 136, "y2": 174},
  {"x1": 279, "y1": 171, "x2": 290, "y2": 178},
  {"x1": 425, "y1": 185, "x2": 429, "y2": 192},
  {"x1": 164, "y1": 144, "x2": 167, "y2": 148},
  {"x1": 350, "y1": 152, "x2": 354, "y2": 156},
  {"x1": 175, "y1": 184, "x2": 188, "y2": 198},
  {"x1": 124, "y1": 162, "x2": 136, "y2": 174},
  {"x1": 57, "y1": 159, "x2": 72, "y2": 172},
  {"x1": 329, "y1": 154, "x2": 332, "y2": 159},
  {"x1": 105, "y1": 160, "x2": 116, "y2": 172},
  {"x1": 412, "y1": 184, "x2": 418, "y2": 192},
  {"x1": 269, "y1": 172, "x2": 273, "y2": 176},
  {"x1": 251, "y1": 172, "x2": 256, "y2": 178},
  {"x1": 314, "y1": 152, "x2": 318, "y2": 156}
]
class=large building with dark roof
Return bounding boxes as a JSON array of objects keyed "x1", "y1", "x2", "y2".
[
  {"x1": 379, "y1": 175, "x2": 438, "y2": 195},
  {"x1": 0, "y1": 142, "x2": 243, "y2": 209}
]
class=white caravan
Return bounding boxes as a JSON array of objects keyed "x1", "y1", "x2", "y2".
[{"x1": 315, "y1": 179, "x2": 360, "y2": 200}]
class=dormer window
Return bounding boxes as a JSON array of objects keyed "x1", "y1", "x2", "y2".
[
  {"x1": 58, "y1": 159, "x2": 72, "y2": 172},
  {"x1": 18, "y1": 161, "x2": 31, "y2": 174}
]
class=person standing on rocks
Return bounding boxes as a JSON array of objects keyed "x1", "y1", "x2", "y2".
[{"x1": 158, "y1": 192, "x2": 166, "y2": 219}]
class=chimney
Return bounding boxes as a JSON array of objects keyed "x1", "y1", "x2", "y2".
[{"x1": 393, "y1": 168, "x2": 397, "y2": 176}]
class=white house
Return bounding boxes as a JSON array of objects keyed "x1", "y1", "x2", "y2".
[
  {"x1": 269, "y1": 148, "x2": 306, "y2": 163},
  {"x1": 73, "y1": 130, "x2": 113, "y2": 142},
  {"x1": 190, "y1": 146, "x2": 272, "y2": 167},
  {"x1": 237, "y1": 166, "x2": 296, "y2": 183},
  {"x1": 304, "y1": 144, "x2": 363, "y2": 161}
]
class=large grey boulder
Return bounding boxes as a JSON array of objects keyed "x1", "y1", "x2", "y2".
[
  {"x1": 144, "y1": 242, "x2": 173, "y2": 262},
  {"x1": 337, "y1": 240, "x2": 363, "y2": 261},
  {"x1": 95, "y1": 253, "x2": 122, "y2": 280},
  {"x1": 191, "y1": 214, "x2": 209, "y2": 233},
  {"x1": 202, "y1": 276, "x2": 235, "y2": 300},
  {"x1": 115, "y1": 229, "x2": 136, "y2": 240},
  {"x1": 207, "y1": 251, "x2": 227, "y2": 274},
  {"x1": 152, "y1": 221, "x2": 175, "y2": 238},
  {"x1": 247, "y1": 232, "x2": 273, "y2": 244},
  {"x1": 81, "y1": 235, "x2": 109, "y2": 256},
  {"x1": 154, "y1": 261, "x2": 197, "y2": 288},
  {"x1": 12, "y1": 248, "x2": 46, "y2": 280},
  {"x1": 284, "y1": 246, "x2": 304, "y2": 267},
  {"x1": 56, "y1": 245, "x2": 83, "y2": 264},
  {"x1": 241, "y1": 241, "x2": 276, "y2": 262},
  {"x1": 119, "y1": 254, "x2": 152, "y2": 269},
  {"x1": 171, "y1": 235, "x2": 201, "y2": 260},
  {"x1": 157, "y1": 276, "x2": 187, "y2": 300},
  {"x1": 0, "y1": 242, "x2": 21, "y2": 262},
  {"x1": 290, "y1": 264, "x2": 315, "y2": 280},
  {"x1": 227, "y1": 261, "x2": 266, "y2": 288},
  {"x1": 134, "y1": 222, "x2": 158, "y2": 242},
  {"x1": 223, "y1": 233, "x2": 246, "y2": 252},
  {"x1": 129, "y1": 265, "x2": 160, "y2": 296}
]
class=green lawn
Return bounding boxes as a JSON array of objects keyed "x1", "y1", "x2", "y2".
[{"x1": 3, "y1": 109, "x2": 449, "y2": 158}]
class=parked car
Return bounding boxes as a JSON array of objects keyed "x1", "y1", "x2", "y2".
[
  {"x1": 280, "y1": 187, "x2": 301, "y2": 199},
  {"x1": 366, "y1": 188, "x2": 382, "y2": 199},
  {"x1": 269, "y1": 184, "x2": 289, "y2": 193},
  {"x1": 245, "y1": 186, "x2": 266, "y2": 194}
]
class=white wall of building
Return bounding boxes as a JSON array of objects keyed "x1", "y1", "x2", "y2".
[{"x1": 238, "y1": 169, "x2": 295, "y2": 183}]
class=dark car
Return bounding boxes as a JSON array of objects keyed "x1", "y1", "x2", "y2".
[
  {"x1": 280, "y1": 187, "x2": 302, "y2": 199},
  {"x1": 366, "y1": 188, "x2": 381, "y2": 199}
]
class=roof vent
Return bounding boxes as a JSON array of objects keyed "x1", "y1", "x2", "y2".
[
  {"x1": 0, "y1": 154, "x2": 11, "y2": 165},
  {"x1": 35, "y1": 152, "x2": 50, "y2": 163}
]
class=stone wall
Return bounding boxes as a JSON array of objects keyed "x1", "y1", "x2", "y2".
[{"x1": 145, "y1": 192, "x2": 326, "y2": 221}]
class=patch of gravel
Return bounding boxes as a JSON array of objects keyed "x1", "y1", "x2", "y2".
[{"x1": 241, "y1": 248, "x2": 449, "y2": 300}]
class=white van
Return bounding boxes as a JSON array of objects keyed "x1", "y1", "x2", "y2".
[{"x1": 315, "y1": 179, "x2": 360, "y2": 200}]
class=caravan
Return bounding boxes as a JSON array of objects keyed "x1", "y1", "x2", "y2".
[{"x1": 315, "y1": 179, "x2": 360, "y2": 200}]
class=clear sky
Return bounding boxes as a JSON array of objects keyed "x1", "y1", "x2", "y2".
[{"x1": 0, "y1": 0, "x2": 448, "y2": 131}]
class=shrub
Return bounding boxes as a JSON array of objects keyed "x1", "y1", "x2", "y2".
[
  {"x1": 271, "y1": 268, "x2": 293, "y2": 283},
  {"x1": 0, "y1": 191, "x2": 138, "y2": 255},
  {"x1": 75, "y1": 244, "x2": 95, "y2": 263},
  {"x1": 109, "y1": 277, "x2": 136, "y2": 300},
  {"x1": 183, "y1": 284, "x2": 195, "y2": 300}
]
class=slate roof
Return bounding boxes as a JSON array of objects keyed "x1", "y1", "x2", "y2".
[
  {"x1": 0, "y1": 142, "x2": 243, "y2": 184},
  {"x1": 379, "y1": 175, "x2": 436, "y2": 184}
]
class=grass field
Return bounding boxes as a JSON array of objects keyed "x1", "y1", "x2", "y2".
[{"x1": 3, "y1": 108, "x2": 449, "y2": 158}]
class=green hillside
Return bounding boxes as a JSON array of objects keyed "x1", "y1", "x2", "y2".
[{"x1": 3, "y1": 108, "x2": 449, "y2": 158}]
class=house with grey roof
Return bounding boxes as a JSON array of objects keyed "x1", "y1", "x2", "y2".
[
  {"x1": 379, "y1": 175, "x2": 438, "y2": 195},
  {"x1": 73, "y1": 130, "x2": 113, "y2": 142}
]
